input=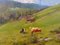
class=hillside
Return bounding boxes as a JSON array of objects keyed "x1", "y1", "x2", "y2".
[
  {"x1": 0, "y1": 0, "x2": 48, "y2": 24},
  {"x1": 0, "y1": 5, "x2": 60, "y2": 45}
]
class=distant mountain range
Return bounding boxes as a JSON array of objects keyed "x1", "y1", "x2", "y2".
[{"x1": 0, "y1": 0, "x2": 48, "y2": 13}]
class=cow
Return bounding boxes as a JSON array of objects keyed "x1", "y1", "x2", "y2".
[
  {"x1": 31, "y1": 27, "x2": 41, "y2": 35},
  {"x1": 26, "y1": 15, "x2": 35, "y2": 22},
  {"x1": 43, "y1": 37, "x2": 53, "y2": 42},
  {"x1": 20, "y1": 28, "x2": 26, "y2": 34},
  {"x1": 27, "y1": 17, "x2": 35, "y2": 22}
]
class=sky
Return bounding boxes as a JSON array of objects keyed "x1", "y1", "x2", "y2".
[
  {"x1": 14, "y1": 0, "x2": 36, "y2": 3},
  {"x1": 14, "y1": 0, "x2": 60, "y2": 6}
]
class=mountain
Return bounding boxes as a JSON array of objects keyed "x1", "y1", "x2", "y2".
[
  {"x1": 11, "y1": 1, "x2": 48, "y2": 10},
  {"x1": 0, "y1": 0, "x2": 48, "y2": 24},
  {"x1": 0, "y1": 0, "x2": 48, "y2": 12}
]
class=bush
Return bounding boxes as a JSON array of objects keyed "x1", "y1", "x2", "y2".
[{"x1": 30, "y1": 35, "x2": 38, "y2": 43}]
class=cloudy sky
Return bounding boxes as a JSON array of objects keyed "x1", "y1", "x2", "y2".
[
  {"x1": 14, "y1": 0, "x2": 60, "y2": 6},
  {"x1": 14, "y1": 0, "x2": 36, "y2": 3}
]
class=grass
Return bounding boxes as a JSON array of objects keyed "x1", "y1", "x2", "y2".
[{"x1": 0, "y1": 5, "x2": 60, "y2": 45}]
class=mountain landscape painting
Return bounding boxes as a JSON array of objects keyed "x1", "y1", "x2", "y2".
[{"x1": 0, "y1": 0, "x2": 60, "y2": 45}]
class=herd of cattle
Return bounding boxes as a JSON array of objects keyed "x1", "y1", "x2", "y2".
[
  {"x1": 20, "y1": 27, "x2": 42, "y2": 34},
  {"x1": 20, "y1": 27, "x2": 60, "y2": 44}
]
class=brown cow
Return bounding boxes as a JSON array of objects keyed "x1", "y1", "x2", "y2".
[
  {"x1": 26, "y1": 15, "x2": 35, "y2": 22},
  {"x1": 31, "y1": 27, "x2": 41, "y2": 34},
  {"x1": 27, "y1": 17, "x2": 35, "y2": 22}
]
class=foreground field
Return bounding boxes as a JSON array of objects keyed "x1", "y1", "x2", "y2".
[{"x1": 0, "y1": 5, "x2": 60, "y2": 45}]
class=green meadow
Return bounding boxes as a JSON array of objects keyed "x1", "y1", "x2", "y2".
[{"x1": 0, "y1": 5, "x2": 60, "y2": 45}]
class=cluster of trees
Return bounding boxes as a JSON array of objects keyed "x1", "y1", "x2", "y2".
[{"x1": 0, "y1": 8, "x2": 40, "y2": 24}]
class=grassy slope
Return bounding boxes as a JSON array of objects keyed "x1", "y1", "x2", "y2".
[{"x1": 0, "y1": 5, "x2": 60, "y2": 45}]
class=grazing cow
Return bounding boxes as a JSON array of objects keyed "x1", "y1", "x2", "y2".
[
  {"x1": 27, "y1": 17, "x2": 35, "y2": 22},
  {"x1": 20, "y1": 28, "x2": 26, "y2": 34},
  {"x1": 31, "y1": 27, "x2": 41, "y2": 34},
  {"x1": 44, "y1": 37, "x2": 53, "y2": 42},
  {"x1": 50, "y1": 30, "x2": 60, "y2": 34},
  {"x1": 26, "y1": 15, "x2": 35, "y2": 22}
]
